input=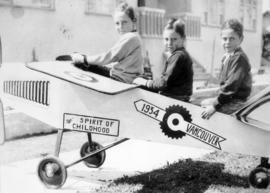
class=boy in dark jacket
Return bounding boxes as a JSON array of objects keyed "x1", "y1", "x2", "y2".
[
  {"x1": 133, "y1": 18, "x2": 193, "y2": 102},
  {"x1": 201, "y1": 19, "x2": 252, "y2": 119}
]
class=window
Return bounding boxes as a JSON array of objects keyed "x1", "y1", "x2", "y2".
[
  {"x1": 85, "y1": 0, "x2": 125, "y2": 15},
  {"x1": 138, "y1": 0, "x2": 146, "y2": 7},
  {"x1": 0, "y1": 0, "x2": 54, "y2": 10},
  {"x1": 0, "y1": 0, "x2": 12, "y2": 5},
  {"x1": 240, "y1": 0, "x2": 257, "y2": 31},
  {"x1": 14, "y1": 0, "x2": 54, "y2": 10},
  {"x1": 202, "y1": 0, "x2": 225, "y2": 26}
]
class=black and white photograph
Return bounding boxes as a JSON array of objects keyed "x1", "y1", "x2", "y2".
[{"x1": 0, "y1": 0, "x2": 270, "y2": 192}]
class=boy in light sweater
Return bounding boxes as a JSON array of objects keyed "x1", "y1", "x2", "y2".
[{"x1": 71, "y1": 3, "x2": 143, "y2": 83}]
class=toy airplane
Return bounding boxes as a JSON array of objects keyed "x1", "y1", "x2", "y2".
[{"x1": 0, "y1": 60, "x2": 269, "y2": 189}]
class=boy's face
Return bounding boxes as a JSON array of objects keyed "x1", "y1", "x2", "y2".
[
  {"x1": 221, "y1": 28, "x2": 243, "y2": 53},
  {"x1": 163, "y1": 29, "x2": 184, "y2": 53},
  {"x1": 114, "y1": 12, "x2": 134, "y2": 35}
]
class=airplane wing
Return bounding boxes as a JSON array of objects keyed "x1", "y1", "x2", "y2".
[
  {"x1": 0, "y1": 61, "x2": 270, "y2": 157},
  {"x1": 0, "y1": 61, "x2": 138, "y2": 129},
  {"x1": 26, "y1": 61, "x2": 138, "y2": 94}
]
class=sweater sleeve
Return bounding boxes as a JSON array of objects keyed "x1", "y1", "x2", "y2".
[
  {"x1": 215, "y1": 55, "x2": 249, "y2": 107},
  {"x1": 86, "y1": 33, "x2": 140, "y2": 66},
  {"x1": 147, "y1": 53, "x2": 180, "y2": 91}
]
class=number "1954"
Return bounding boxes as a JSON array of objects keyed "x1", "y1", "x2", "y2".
[{"x1": 141, "y1": 103, "x2": 160, "y2": 118}]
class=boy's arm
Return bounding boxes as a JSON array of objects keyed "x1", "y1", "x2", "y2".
[
  {"x1": 85, "y1": 33, "x2": 140, "y2": 66},
  {"x1": 147, "y1": 53, "x2": 181, "y2": 90}
]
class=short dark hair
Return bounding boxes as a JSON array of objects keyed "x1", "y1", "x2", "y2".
[
  {"x1": 164, "y1": 18, "x2": 186, "y2": 39},
  {"x1": 221, "y1": 19, "x2": 243, "y2": 38},
  {"x1": 115, "y1": 3, "x2": 137, "y2": 22}
]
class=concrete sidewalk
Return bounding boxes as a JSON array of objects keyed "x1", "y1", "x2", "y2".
[{"x1": 0, "y1": 139, "x2": 211, "y2": 193}]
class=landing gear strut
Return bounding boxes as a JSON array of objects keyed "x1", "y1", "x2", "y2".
[{"x1": 37, "y1": 130, "x2": 129, "y2": 189}]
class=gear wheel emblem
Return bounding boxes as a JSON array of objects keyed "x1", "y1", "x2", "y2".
[{"x1": 160, "y1": 105, "x2": 192, "y2": 139}]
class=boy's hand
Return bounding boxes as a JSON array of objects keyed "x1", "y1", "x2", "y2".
[
  {"x1": 133, "y1": 77, "x2": 148, "y2": 86},
  {"x1": 201, "y1": 105, "x2": 216, "y2": 119},
  {"x1": 71, "y1": 53, "x2": 84, "y2": 64}
]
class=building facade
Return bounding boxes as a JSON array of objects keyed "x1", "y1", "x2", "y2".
[{"x1": 0, "y1": 0, "x2": 263, "y2": 80}]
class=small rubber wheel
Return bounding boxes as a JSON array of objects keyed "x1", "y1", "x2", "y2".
[
  {"x1": 80, "y1": 141, "x2": 106, "y2": 168},
  {"x1": 249, "y1": 167, "x2": 269, "y2": 189},
  {"x1": 37, "y1": 156, "x2": 67, "y2": 189}
]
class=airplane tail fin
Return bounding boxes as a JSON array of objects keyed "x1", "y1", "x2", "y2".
[
  {"x1": 0, "y1": 98, "x2": 5, "y2": 145},
  {"x1": 0, "y1": 35, "x2": 2, "y2": 67}
]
